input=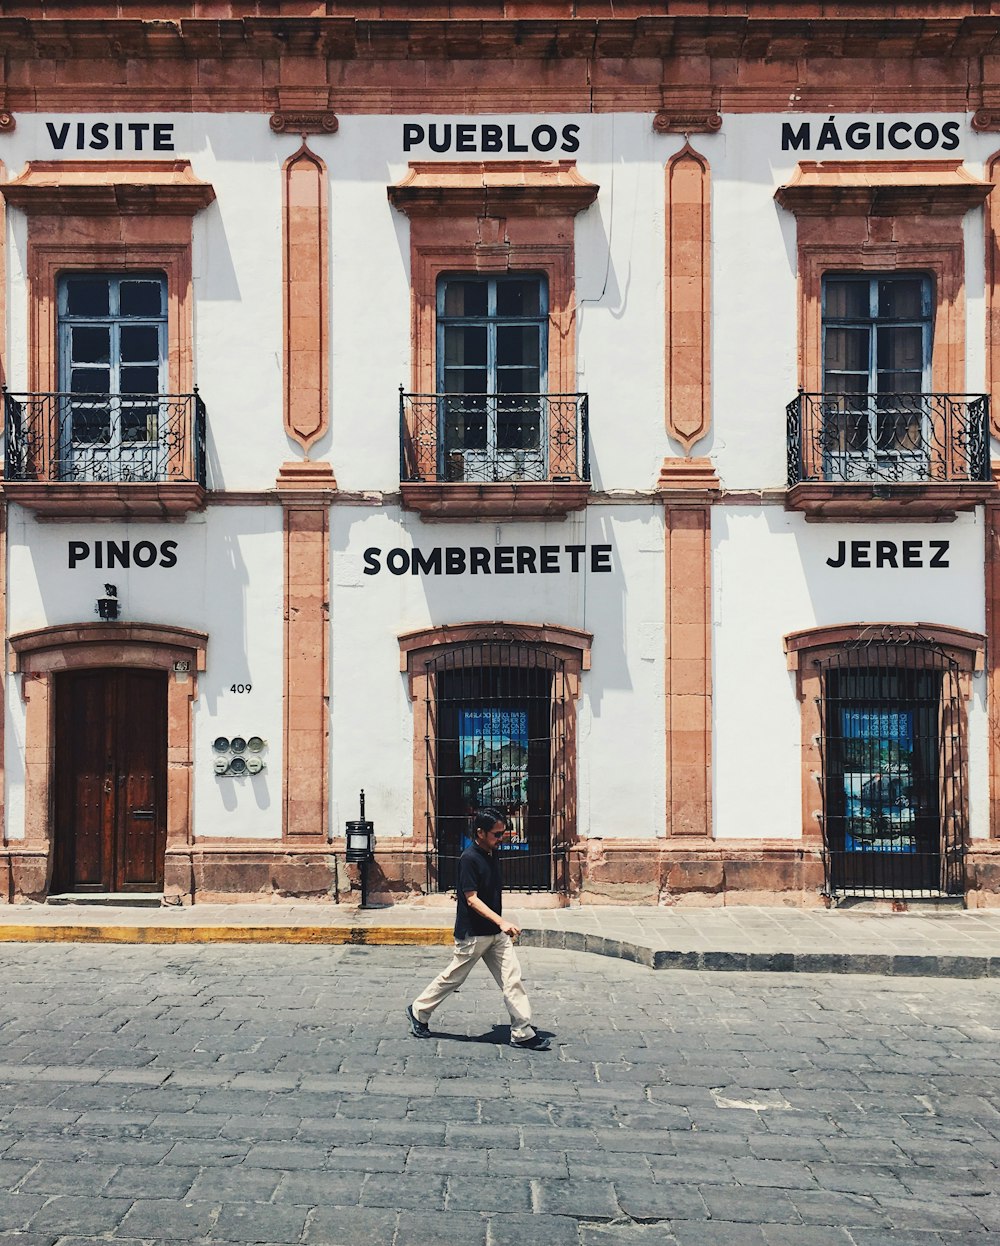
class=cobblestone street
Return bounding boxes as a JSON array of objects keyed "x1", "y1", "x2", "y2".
[{"x1": 0, "y1": 943, "x2": 997, "y2": 1245}]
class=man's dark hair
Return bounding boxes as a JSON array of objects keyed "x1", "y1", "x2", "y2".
[{"x1": 472, "y1": 808, "x2": 506, "y2": 836}]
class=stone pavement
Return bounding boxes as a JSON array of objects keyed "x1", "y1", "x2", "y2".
[
  {"x1": 0, "y1": 942, "x2": 997, "y2": 1245},
  {"x1": 2, "y1": 901, "x2": 1000, "y2": 978}
]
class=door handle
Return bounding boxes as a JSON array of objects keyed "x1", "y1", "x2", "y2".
[{"x1": 130, "y1": 808, "x2": 155, "y2": 819}]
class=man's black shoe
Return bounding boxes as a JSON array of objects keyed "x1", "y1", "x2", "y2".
[
  {"x1": 405, "y1": 1004, "x2": 431, "y2": 1038},
  {"x1": 510, "y1": 1032, "x2": 551, "y2": 1051}
]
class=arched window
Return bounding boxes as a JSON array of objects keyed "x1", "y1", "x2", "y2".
[
  {"x1": 399, "y1": 623, "x2": 590, "y2": 894},
  {"x1": 785, "y1": 623, "x2": 983, "y2": 900}
]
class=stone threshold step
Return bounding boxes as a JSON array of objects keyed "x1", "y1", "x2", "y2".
[{"x1": 45, "y1": 893, "x2": 164, "y2": 908}]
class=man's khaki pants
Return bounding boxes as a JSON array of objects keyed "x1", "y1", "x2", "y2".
[{"x1": 411, "y1": 933, "x2": 534, "y2": 1041}]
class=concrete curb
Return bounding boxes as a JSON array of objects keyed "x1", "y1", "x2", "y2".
[
  {"x1": 518, "y1": 930, "x2": 1000, "y2": 977},
  {"x1": 0, "y1": 922, "x2": 997, "y2": 976}
]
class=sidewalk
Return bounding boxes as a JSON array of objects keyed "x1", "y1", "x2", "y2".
[{"x1": 2, "y1": 899, "x2": 1000, "y2": 977}]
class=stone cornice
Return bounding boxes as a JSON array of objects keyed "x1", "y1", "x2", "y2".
[
  {"x1": 388, "y1": 161, "x2": 599, "y2": 218},
  {"x1": 1, "y1": 14, "x2": 1000, "y2": 63},
  {"x1": 0, "y1": 14, "x2": 999, "y2": 115},
  {"x1": 775, "y1": 160, "x2": 992, "y2": 218},
  {"x1": 0, "y1": 160, "x2": 216, "y2": 216}
]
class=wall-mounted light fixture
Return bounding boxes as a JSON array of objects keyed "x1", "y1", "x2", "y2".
[{"x1": 96, "y1": 584, "x2": 119, "y2": 621}]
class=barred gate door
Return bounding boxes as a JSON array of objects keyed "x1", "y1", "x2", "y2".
[
  {"x1": 424, "y1": 643, "x2": 569, "y2": 892},
  {"x1": 817, "y1": 632, "x2": 967, "y2": 898}
]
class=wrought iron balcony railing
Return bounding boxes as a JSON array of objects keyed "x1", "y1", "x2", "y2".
[
  {"x1": 400, "y1": 391, "x2": 589, "y2": 485},
  {"x1": 3, "y1": 389, "x2": 206, "y2": 486},
  {"x1": 787, "y1": 392, "x2": 990, "y2": 487}
]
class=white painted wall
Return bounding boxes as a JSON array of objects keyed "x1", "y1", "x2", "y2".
[
  {"x1": 3, "y1": 106, "x2": 998, "y2": 854},
  {"x1": 710, "y1": 111, "x2": 1000, "y2": 489},
  {"x1": 712, "y1": 508, "x2": 988, "y2": 842},
  {"x1": 328, "y1": 503, "x2": 666, "y2": 840},
  {"x1": 4, "y1": 505, "x2": 284, "y2": 840}
]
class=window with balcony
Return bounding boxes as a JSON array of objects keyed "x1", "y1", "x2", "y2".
[
  {"x1": 819, "y1": 273, "x2": 933, "y2": 480},
  {"x1": 57, "y1": 273, "x2": 168, "y2": 483},
  {"x1": 436, "y1": 274, "x2": 547, "y2": 484},
  {"x1": 0, "y1": 159, "x2": 214, "y2": 517},
  {"x1": 389, "y1": 161, "x2": 598, "y2": 519},
  {"x1": 776, "y1": 159, "x2": 994, "y2": 519}
]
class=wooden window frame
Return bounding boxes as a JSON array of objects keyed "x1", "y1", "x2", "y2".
[
  {"x1": 784, "y1": 623, "x2": 983, "y2": 849},
  {"x1": 0, "y1": 160, "x2": 214, "y2": 516},
  {"x1": 398, "y1": 622, "x2": 591, "y2": 850},
  {"x1": 776, "y1": 159, "x2": 994, "y2": 520},
  {"x1": 388, "y1": 161, "x2": 598, "y2": 519}
]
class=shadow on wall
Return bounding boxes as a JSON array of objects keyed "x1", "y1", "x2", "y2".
[{"x1": 330, "y1": 504, "x2": 659, "y2": 719}]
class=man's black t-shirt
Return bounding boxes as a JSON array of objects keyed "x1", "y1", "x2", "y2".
[{"x1": 455, "y1": 840, "x2": 503, "y2": 938}]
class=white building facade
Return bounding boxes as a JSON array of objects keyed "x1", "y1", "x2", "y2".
[{"x1": 1, "y1": 5, "x2": 999, "y2": 906}]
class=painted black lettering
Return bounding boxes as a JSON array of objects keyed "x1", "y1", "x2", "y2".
[
  {"x1": 387, "y1": 548, "x2": 410, "y2": 575},
  {"x1": 846, "y1": 122, "x2": 871, "y2": 150},
  {"x1": 153, "y1": 123, "x2": 174, "y2": 151},
  {"x1": 941, "y1": 120, "x2": 961, "y2": 150},
  {"x1": 107, "y1": 540, "x2": 130, "y2": 569},
  {"x1": 76, "y1": 122, "x2": 86, "y2": 149},
  {"x1": 402, "y1": 123, "x2": 424, "y2": 151},
  {"x1": 876, "y1": 540, "x2": 898, "y2": 569},
  {"x1": 159, "y1": 540, "x2": 178, "y2": 568},
  {"x1": 902, "y1": 540, "x2": 922, "y2": 568},
  {"x1": 516, "y1": 546, "x2": 537, "y2": 574},
  {"x1": 90, "y1": 122, "x2": 109, "y2": 150},
  {"x1": 565, "y1": 544, "x2": 586, "y2": 572},
  {"x1": 888, "y1": 121, "x2": 912, "y2": 149},
  {"x1": 428, "y1": 123, "x2": 451, "y2": 153},
  {"x1": 539, "y1": 545, "x2": 560, "y2": 573},
  {"x1": 826, "y1": 541, "x2": 846, "y2": 568},
  {"x1": 363, "y1": 547, "x2": 381, "y2": 575},
  {"x1": 481, "y1": 124, "x2": 503, "y2": 152},
  {"x1": 470, "y1": 546, "x2": 492, "y2": 573},
  {"x1": 128, "y1": 122, "x2": 149, "y2": 150},
  {"x1": 781, "y1": 121, "x2": 810, "y2": 151},
  {"x1": 506, "y1": 124, "x2": 528, "y2": 153},
  {"x1": 561, "y1": 123, "x2": 580, "y2": 153},
  {"x1": 46, "y1": 121, "x2": 70, "y2": 150},
  {"x1": 445, "y1": 547, "x2": 466, "y2": 574},
  {"x1": 114, "y1": 122, "x2": 124, "y2": 150},
  {"x1": 914, "y1": 122, "x2": 939, "y2": 150},
  {"x1": 94, "y1": 541, "x2": 103, "y2": 569},
  {"x1": 68, "y1": 540, "x2": 89, "y2": 569},
  {"x1": 850, "y1": 541, "x2": 870, "y2": 568},
  {"x1": 816, "y1": 116, "x2": 843, "y2": 151},
  {"x1": 455, "y1": 124, "x2": 476, "y2": 152},
  {"x1": 532, "y1": 124, "x2": 557, "y2": 152},
  {"x1": 133, "y1": 540, "x2": 157, "y2": 568},
  {"x1": 591, "y1": 544, "x2": 613, "y2": 573},
  {"x1": 494, "y1": 546, "x2": 514, "y2": 574},
  {"x1": 411, "y1": 547, "x2": 442, "y2": 575},
  {"x1": 929, "y1": 540, "x2": 950, "y2": 568}
]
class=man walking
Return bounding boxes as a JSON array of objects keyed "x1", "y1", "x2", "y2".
[{"x1": 406, "y1": 808, "x2": 551, "y2": 1050}]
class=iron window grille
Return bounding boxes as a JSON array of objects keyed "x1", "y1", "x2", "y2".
[
  {"x1": 4, "y1": 271, "x2": 206, "y2": 486},
  {"x1": 422, "y1": 642, "x2": 571, "y2": 893},
  {"x1": 815, "y1": 628, "x2": 967, "y2": 899},
  {"x1": 787, "y1": 272, "x2": 990, "y2": 486},
  {"x1": 4, "y1": 389, "x2": 206, "y2": 486},
  {"x1": 400, "y1": 390, "x2": 589, "y2": 485}
]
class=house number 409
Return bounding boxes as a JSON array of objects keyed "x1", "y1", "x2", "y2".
[{"x1": 230, "y1": 683, "x2": 253, "y2": 694}]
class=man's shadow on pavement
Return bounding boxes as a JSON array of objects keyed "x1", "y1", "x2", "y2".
[{"x1": 426, "y1": 1025, "x2": 555, "y2": 1045}]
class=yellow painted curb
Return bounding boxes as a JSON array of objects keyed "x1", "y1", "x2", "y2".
[{"x1": 0, "y1": 925, "x2": 453, "y2": 946}]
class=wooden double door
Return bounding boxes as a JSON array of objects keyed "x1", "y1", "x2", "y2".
[{"x1": 53, "y1": 668, "x2": 167, "y2": 894}]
